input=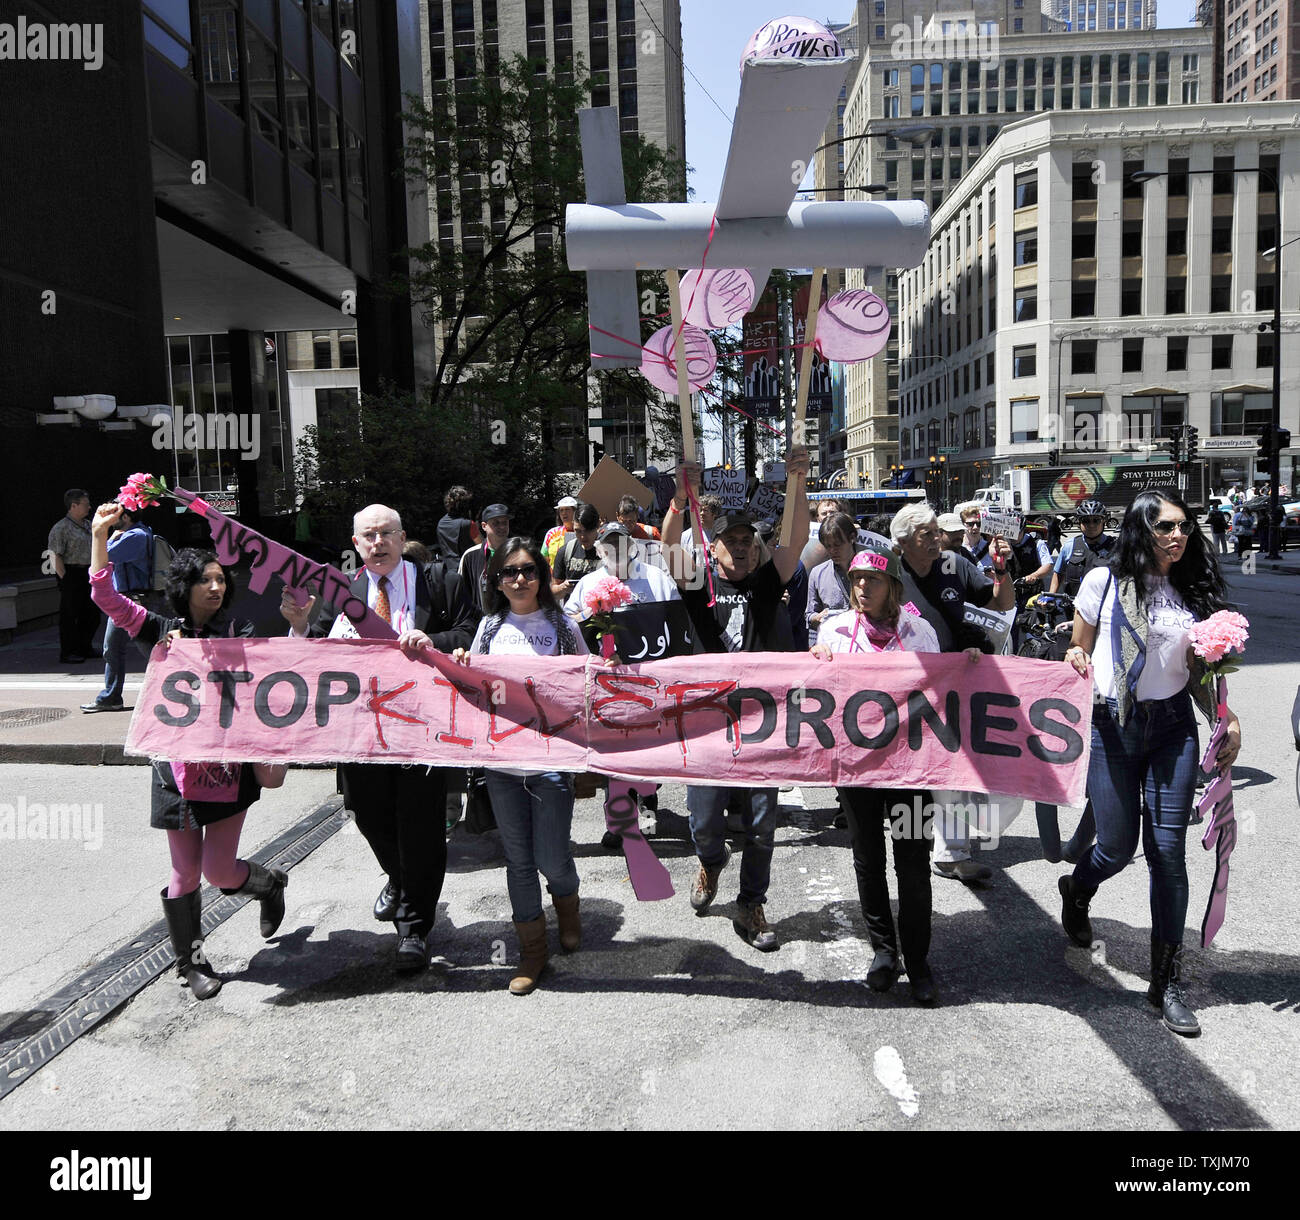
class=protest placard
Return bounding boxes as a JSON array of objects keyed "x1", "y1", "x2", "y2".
[
  {"x1": 578, "y1": 457, "x2": 653, "y2": 521},
  {"x1": 701, "y1": 466, "x2": 747, "y2": 512},
  {"x1": 980, "y1": 506, "x2": 1024, "y2": 539},
  {"x1": 749, "y1": 485, "x2": 785, "y2": 522}
]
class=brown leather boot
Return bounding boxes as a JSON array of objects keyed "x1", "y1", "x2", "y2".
[
  {"x1": 553, "y1": 892, "x2": 581, "y2": 952},
  {"x1": 510, "y1": 916, "x2": 549, "y2": 995}
]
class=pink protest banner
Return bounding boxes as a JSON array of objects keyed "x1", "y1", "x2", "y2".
[
  {"x1": 1197, "y1": 676, "x2": 1238, "y2": 948},
  {"x1": 126, "y1": 640, "x2": 1092, "y2": 805},
  {"x1": 169, "y1": 486, "x2": 396, "y2": 640}
]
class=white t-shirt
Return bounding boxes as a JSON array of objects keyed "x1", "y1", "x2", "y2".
[
  {"x1": 564, "y1": 564, "x2": 680, "y2": 620},
  {"x1": 816, "y1": 609, "x2": 941, "y2": 655},
  {"x1": 1075, "y1": 568, "x2": 1196, "y2": 701},
  {"x1": 470, "y1": 609, "x2": 591, "y2": 656}
]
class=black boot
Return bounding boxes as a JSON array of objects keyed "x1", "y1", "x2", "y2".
[
  {"x1": 1147, "y1": 938, "x2": 1201, "y2": 1037},
  {"x1": 866, "y1": 948, "x2": 900, "y2": 992},
  {"x1": 160, "y1": 888, "x2": 222, "y2": 999},
  {"x1": 222, "y1": 860, "x2": 288, "y2": 938},
  {"x1": 1058, "y1": 875, "x2": 1096, "y2": 947}
]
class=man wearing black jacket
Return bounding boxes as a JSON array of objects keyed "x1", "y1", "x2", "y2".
[{"x1": 281, "y1": 503, "x2": 480, "y2": 972}]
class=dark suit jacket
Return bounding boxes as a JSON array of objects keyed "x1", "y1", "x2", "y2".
[{"x1": 316, "y1": 560, "x2": 480, "y2": 652}]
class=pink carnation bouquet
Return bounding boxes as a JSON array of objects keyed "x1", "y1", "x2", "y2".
[
  {"x1": 1188, "y1": 610, "x2": 1249, "y2": 681},
  {"x1": 582, "y1": 575, "x2": 634, "y2": 659},
  {"x1": 117, "y1": 472, "x2": 170, "y2": 513}
]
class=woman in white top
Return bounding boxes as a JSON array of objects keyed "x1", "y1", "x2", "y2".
[
  {"x1": 810, "y1": 547, "x2": 942, "y2": 1005},
  {"x1": 453, "y1": 537, "x2": 588, "y2": 996},
  {"x1": 1061, "y1": 490, "x2": 1242, "y2": 1037}
]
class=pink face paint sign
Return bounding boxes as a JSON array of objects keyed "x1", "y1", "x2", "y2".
[
  {"x1": 127, "y1": 641, "x2": 1093, "y2": 806},
  {"x1": 169, "y1": 486, "x2": 396, "y2": 640}
]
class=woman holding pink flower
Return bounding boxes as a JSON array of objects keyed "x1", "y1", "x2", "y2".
[{"x1": 1062, "y1": 490, "x2": 1243, "y2": 1036}]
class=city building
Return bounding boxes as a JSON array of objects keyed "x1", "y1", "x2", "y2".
[
  {"x1": 896, "y1": 103, "x2": 1298, "y2": 503},
  {"x1": 836, "y1": 5, "x2": 1213, "y2": 490},
  {"x1": 1049, "y1": 0, "x2": 1158, "y2": 29},
  {"x1": 418, "y1": 0, "x2": 686, "y2": 476},
  {"x1": 2, "y1": 0, "x2": 429, "y2": 577},
  {"x1": 1201, "y1": 0, "x2": 1298, "y2": 105}
]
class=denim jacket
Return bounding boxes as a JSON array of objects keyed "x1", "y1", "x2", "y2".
[{"x1": 1107, "y1": 573, "x2": 1216, "y2": 728}]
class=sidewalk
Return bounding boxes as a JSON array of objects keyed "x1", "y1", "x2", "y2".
[{"x1": 0, "y1": 624, "x2": 146, "y2": 764}]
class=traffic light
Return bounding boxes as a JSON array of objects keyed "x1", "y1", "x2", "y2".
[
  {"x1": 591, "y1": 440, "x2": 606, "y2": 467},
  {"x1": 1277, "y1": 428, "x2": 1291, "y2": 452},
  {"x1": 1169, "y1": 427, "x2": 1184, "y2": 464},
  {"x1": 1047, "y1": 449, "x2": 1060, "y2": 465},
  {"x1": 1184, "y1": 425, "x2": 1199, "y2": 463},
  {"x1": 1257, "y1": 424, "x2": 1273, "y2": 460}
]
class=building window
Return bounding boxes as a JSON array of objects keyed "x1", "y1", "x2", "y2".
[
  {"x1": 1071, "y1": 340, "x2": 1097, "y2": 375},
  {"x1": 1210, "y1": 276, "x2": 1232, "y2": 312},
  {"x1": 1015, "y1": 236, "x2": 1038, "y2": 265},
  {"x1": 1014, "y1": 171, "x2": 1038, "y2": 209},
  {"x1": 1121, "y1": 220, "x2": 1143, "y2": 258},
  {"x1": 1072, "y1": 163, "x2": 1098, "y2": 201},
  {"x1": 1211, "y1": 335, "x2": 1234, "y2": 369},
  {"x1": 1072, "y1": 285, "x2": 1096, "y2": 317},
  {"x1": 1167, "y1": 221, "x2": 1187, "y2": 255},
  {"x1": 1011, "y1": 399, "x2": 1039, "y2": 443},
  {"x1": 1121, "y1": 279, "x2": 1142, "y2": 315},
  {"x1": 1121, "y1": 338, "x2": 1143, "y2": 372},
  {"x1": 1211, "y1": 216, "x2": 1233, "y2": 254},
  {"x1": 1013, "y1": 345, "x2": 1037, "y2": 377},
  {"x1": 1072, "y1": 226, "x2": 1096, "y2": 258},
  {"x1": 1166, "y1": 336, "x2": 1187, "y2": 371},
  {"x1": 1014, "y1": 286, "x2": 1037, "y2": 321},
  {"x1": 1257, "y1": 333, "x2": 1275, "y2": 367},
  {"x1": 1165, "y1": 279, "x2": 1186, "y2": 313}
]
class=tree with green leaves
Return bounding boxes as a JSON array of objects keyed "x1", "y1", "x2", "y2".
[{"x1": 294, "y1": 53, "x2": 688, "y2": 545}]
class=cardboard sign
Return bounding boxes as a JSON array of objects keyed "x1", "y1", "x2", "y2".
[
  {"x1": 127, "y1": 641, "x2": 1093, "y2": 807},
  {"x1": 701, "y1": 466, "x2": 747, "y2": 512},
  {"x1": 980, "y1": 507, "x2": 1024, "y2": 539},
  {"x1": 963, "y1": 604, "x2": 1017, "y2": 655},
  {"x1": 577, "y1": 456, "x2": 653, "y2": 522},
  {"x1": 749, "y1": 485, "x2": 786, "y2": 522}
]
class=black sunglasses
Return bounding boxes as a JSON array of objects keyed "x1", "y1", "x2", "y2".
[
  {"x1": 1151, "y1": 520, "x2": 1194, "y2": 536},
  {"x1": 498, "y1": 563, "x2": 539, "y2": 582},
  {"x1": 1077, "y1": 516, "x2": 1104, "y2": 524}
]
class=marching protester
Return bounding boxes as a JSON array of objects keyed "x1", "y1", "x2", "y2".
[
  {"x1": 459, "y1": 502, "x2": 513, "y2": 613},
  {"x1": 811, "y1": 547, "x2": 942, "y2": 1003},
  {"x1": 1050, "y1": 500, "x2": 1116, "y2": 596},
  {"x1": 543, "y1": 495, "x2": 581, "y2": 567},
  {"x1": 48, "y1": 488, "x2": 100, "y2": 665},
  {"x1": 661, "y1": 447, "x2": 812, "y2": 952},
  {"x1": 954, "y1": 501, "x2": 991, "y2": 566},
  {"x1": 281, "y1": 504, "x2": 479, "y2": 974},
  {"x1": 551, "y1": 502, "x2": 603, "y2": 598},
  {"x1": 891, "y1": 504, "x2": 1014, "y2": 882},
  {"x1": 617, "y1": 494, "x2": 661, "y2": 541},
  {"x1": 805, "y1": 511, "x2": 864, "y2": 647},
  {"x1": 88, "y1": 502, "x2": 288, "y2": 1000},
  {"x1": 681, "y1": 493, "x2": 722, "y2": 551},
  {"x1": 436, "y1": 485, "x2": 479, "y2": 564},
  {"x1": 936, "y1": 512, "x2": 974, "y2": 563},
  {"x1": 453, "y1": 538, "x2": 590, "y2": 995},
  {"x1": 1062, "y1": 490, "x2": 1241, "y2": 1036}
]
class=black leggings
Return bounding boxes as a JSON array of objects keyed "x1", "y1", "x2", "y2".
[{"x1": 839, "y1": 787, "x2": 933, "y2": 967}]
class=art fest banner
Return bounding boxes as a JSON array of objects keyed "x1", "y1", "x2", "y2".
[
  {"x1": 793, "y1": 275, "x2": 833, "y2": 414},
  {"x1": 742, "y1": 284, "x2": 780, "y2": 415},
  {"x1": 126, "y1": 642, "x2": 1092, "y2": 807}
]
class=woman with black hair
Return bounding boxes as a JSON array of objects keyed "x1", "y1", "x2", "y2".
[
  {"x1": 1060, "y1": 490, "x2": 1242, "y2": 1036},
  {"x1": 88, "y1": 503, "x2": 287, "y2": 1000},
  {"x1": 451, "y1": 537, "x2": 589, "y2": 995}
]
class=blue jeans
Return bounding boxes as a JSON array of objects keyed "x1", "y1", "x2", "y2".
[
  {"x1": 1074, "y1": 693, "x2": 1199, "y2": 942},
  {"x1": 686, "y1": 785, "x2": 779, "y2": 908},
  {"x1": 485, "y1": 771, "x2": 579, "y2": 923},
  {"x1": 96, "y1": 616, "x2": 131, "y2": 705}
]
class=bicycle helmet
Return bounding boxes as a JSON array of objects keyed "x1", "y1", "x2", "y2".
[{"x1": 1076, "y1": 499, "x2": 1106, "y2": 519}]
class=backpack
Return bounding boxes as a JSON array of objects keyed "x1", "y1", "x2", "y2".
[
  {"x1": 107, "y1": 525, "x2": 155, "y2": 593},
  {"x1": 151, "y1": 535, "x2": 175, "y2": 592}
]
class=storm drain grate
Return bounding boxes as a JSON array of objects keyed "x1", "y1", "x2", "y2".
[{"x1": 0, "y1": 707, "x2": 71, "y2": 730}]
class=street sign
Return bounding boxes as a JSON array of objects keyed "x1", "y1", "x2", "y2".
[{"x1": 938, "y1": 446, "x2": 960, "y2": 455}]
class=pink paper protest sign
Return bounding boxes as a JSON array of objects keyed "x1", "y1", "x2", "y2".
[
  {"x1": 126, "y1": 641, "x2": 1093, "y2": 806},
  {"x1": 681, "y1": 268, "x2": 755, "y2": 329},
  {"x1": 169, "y1": 486, "x2": 396, "y2": 640},
  {"x1": 815, "y1": 289, "x2": 891, "y2": 363},
  {"x1": 1197, "y1": 676, "x2": 1238, "y2": 948},
  {"x1": 640, "y1": 323, "x2": 717, "y2": 395}
]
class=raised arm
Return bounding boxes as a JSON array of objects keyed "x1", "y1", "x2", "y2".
[{"x1": 772, "y1": 447, "x2": 811, "y2": 585}]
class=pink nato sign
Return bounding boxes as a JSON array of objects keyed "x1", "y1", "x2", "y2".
[
  {"x1": 815, "y1": 289, "x2": 892, "y2": 363},
  {"x1": 640, "y1": 324, "x2": 718, "y2": 394},
  {"x1": 741, "y1": 16, "x2": 845, "y2": 71},
  {"x1": 681, "y1": 268, "x2": 755, "y2": 329}
]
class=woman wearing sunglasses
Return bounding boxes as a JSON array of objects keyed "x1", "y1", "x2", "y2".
[
  {"x1": 452, "y1": 537, "x2": 589, "y2": 995},
  {"x1": 810, "y1": 547, "x2": 943, "y2": 1004},
  {"x1": 1060, "y1": 490, "x2": 1241, "y2": 1036}
]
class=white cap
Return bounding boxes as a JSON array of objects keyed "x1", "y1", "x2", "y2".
[{"x1": 555, "y1": 495, "x2": 580, "y2": 509}]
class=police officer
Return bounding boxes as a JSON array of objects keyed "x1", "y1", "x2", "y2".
[{"x1": 1049, "y1": 500, "x2": 1116, "y2": 597}]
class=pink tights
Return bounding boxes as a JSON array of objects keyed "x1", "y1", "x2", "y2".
[{"x1": 165, "y1": 811, "x2": 250, "y2": 898}]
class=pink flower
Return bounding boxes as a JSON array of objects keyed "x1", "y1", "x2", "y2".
[
  {"x1": 1188, "y1": 611, "x2": 1249, "y2": 665},
  {"x1": 117, "y1": 472, "x2": 168, "y2": 513},
  {"x1": 582, "y1": 575, "x2": 634, "y2": 618}
]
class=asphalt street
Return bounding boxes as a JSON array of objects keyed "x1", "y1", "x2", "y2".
[{"x1": 0, "y1": 566, "x2": 1296, "y2": 1131}]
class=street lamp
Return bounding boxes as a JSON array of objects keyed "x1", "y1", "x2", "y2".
[{"x1": 1132, "y1": 166, "x2": 1286, "y2": 557}]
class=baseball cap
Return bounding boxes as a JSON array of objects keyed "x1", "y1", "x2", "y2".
[
  {"x1": 936, "y1": 512, "x2": 964, "y2": 533},
  {"x1": 849, "y1": 545, "x2": 903, "y2": 588},
  {"x1": 481, "y1": 503, "x2": 510, "y2": 523},
  {"x1": 595, "y1": 522, "x2": 632, "y2": 545},
  {"x1": 711, "y1": 511, "x2": 759, "y2": 539},
  {"x1": 555, "y1": 495, "x2": 579, "y2": 509}
]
